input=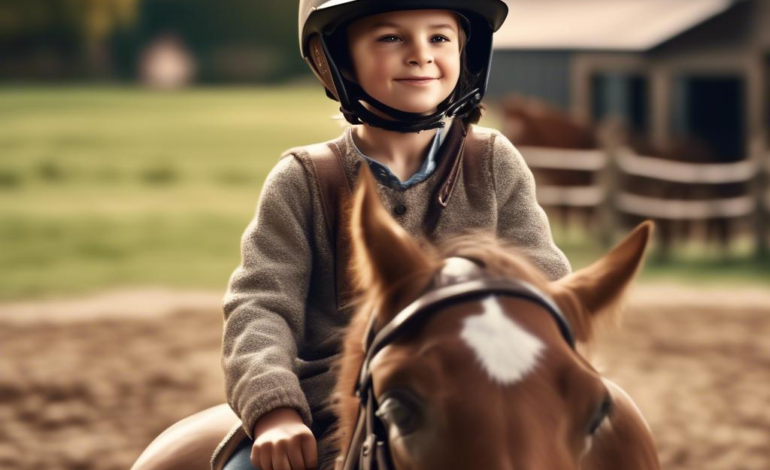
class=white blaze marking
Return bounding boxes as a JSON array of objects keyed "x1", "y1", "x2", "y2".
[{"x1": 460, "y1": 296, "x2": 545, "y2": 385}]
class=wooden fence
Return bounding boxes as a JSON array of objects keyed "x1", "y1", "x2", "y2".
[{"x1": 518, "y1": 145, "x2": 770, "y2": 256}]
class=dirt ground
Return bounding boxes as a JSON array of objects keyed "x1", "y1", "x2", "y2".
[{"x1": 0, "y1": 285, "x2": 768, "y2": 470}]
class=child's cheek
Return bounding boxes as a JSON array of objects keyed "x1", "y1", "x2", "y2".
[{"x1": 369, "y1": 60, "x2": 396, "y2": 87}]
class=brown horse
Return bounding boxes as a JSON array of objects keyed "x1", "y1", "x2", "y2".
[
  {"x1": 501, "y1": 94, "x2": 600, "y2": 230},
  {"x1": 131, "y1": 167, "x2": 660, "y2": 470},
  {"x1": 502, "y1": 94, "x2": 597, "y2": 150}
]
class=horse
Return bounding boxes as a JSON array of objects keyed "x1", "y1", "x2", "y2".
[
  {"x1": 501, "y1": 94, "x2": 598, "y2": 150},
  {"x1": 503, "y1": 93, "x2": 751, "y2": 257},
  {"x1": 131, "y1": 165, "x2": 660, "y2": 470},
  {"x1": 501, "y1": 94, "x2": 600, "y2": 231}
]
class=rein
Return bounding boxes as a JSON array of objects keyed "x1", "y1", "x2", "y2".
[{"x1": 338, "y1": 256, "x2": 575, "y2": 470}]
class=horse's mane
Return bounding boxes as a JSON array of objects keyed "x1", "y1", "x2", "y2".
[
  {"x1": 438, "y1": 230, "x2": 551, "y2": 291},
  {"x1": 437, "y1": 231, "x2": 604, "y2": 345}
]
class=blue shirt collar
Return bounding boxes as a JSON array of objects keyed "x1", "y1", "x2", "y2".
[{"x1": 348, "y1": 126, "x2": 442, "y2": 191}]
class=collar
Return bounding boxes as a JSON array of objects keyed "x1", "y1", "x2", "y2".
[{"x1": 347, "y1": 124, "x2": 447, "y2": 190}]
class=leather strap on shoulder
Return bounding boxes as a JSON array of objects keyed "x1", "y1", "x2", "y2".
[
  {"x1": 423, "y1": 123, "x2": 488, "y2": 236},
  {"x1": 304, "y1": 142, "x2": 356, "y2": 312},
  {"x1": 459, "y1": 126, "x2": 490, "y2": 198}
]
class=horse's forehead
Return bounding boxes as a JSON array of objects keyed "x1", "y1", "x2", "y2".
[{"x1": 459, "y1": 296, "x2": 546, "y2": 386}]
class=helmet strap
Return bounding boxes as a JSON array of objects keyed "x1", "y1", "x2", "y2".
[
  {"x1": 317, "y1": 34, "x2": 482, "y2": 133},
  {"x1": 341, "y1": 86, "x2": 482, "y2": 132}
]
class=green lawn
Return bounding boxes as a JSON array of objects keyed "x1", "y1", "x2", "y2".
[
  {"x1": 0, "y1": 85, "x2": 346, "y2": 300},
  {"x1": 0, "y1": 86, "x2": 767, "y2": 301}
]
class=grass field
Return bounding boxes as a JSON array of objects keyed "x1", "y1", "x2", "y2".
[{"x1": 1, "y1": 85, "x2": 767, "y2": 301}]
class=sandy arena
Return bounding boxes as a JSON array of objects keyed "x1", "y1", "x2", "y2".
[{"x1": 0, "y1": 284, "x2": 768, "y2": 470}]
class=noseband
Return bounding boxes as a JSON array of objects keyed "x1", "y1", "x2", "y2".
[{"x1": 339, "y1": 257, "x2": 575, "y2": 470}]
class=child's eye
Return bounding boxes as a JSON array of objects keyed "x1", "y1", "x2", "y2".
[
  {"x1": 430, "y1": 35, "x2": 450, "y2": 43},
  {"x1": 377, "y1": 35, "x2": 401, "y2": 43}
]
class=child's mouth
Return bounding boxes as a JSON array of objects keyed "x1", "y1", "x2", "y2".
[{"x1": 394, "y1": 77, "x2": 438, "y2": 86}]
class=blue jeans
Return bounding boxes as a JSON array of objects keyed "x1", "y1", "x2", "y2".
[
  {"x1": 223, "y1": 414, "x2": 336, "y2": 470},
  {"x1": 223, "y1": 437, "x2": 258, "y2": 470}
]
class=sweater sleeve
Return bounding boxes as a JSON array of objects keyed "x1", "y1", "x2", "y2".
[
  {"x1": 221, "y1": 155, "x2": 314, "y2": 439},
  {"x1": 491, "y1": 132, "x2": 572, "y2": 281}
]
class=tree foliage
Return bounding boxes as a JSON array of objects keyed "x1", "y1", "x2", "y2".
[
  {"x1": 0, "y1": 0, "x2": 308, "y2": 82},
  {"x1": 128, "y1": 0, "x2": 305, "y2": 81}
]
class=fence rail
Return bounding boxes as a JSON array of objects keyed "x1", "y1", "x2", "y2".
[
  {"x1": 518, "y1": 145, "x2": 770, "y2": 254},
  {"x1": 616, "y1": 194, "x2": 757, "y2": 220},
  {"x1": 615, "y1": 152, "x2": 760, "y2": 184}
]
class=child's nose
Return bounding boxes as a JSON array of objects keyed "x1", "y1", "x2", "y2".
[{"x1": 406, "y1": 42, "x2": 434, "y2": 66}]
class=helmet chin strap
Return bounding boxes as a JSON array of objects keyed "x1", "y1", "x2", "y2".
[
  {"x1": 317, "y1": 33, "x2": 482, "y2": 133},
  {"x1": 340, "y1": 83, "x2": 482, "y2": 133}
]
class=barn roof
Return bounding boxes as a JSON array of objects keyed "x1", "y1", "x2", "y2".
[{"x1": 494, "y1": 0, "x2": 735, "y2": 51}]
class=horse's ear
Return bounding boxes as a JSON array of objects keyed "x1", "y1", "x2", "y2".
[
  {"x1": 551, "y1": 221, "x2": 654, "y2": 342},
  {"x1": 349, "y1": 164, "x2": 432, "y2": 305}
]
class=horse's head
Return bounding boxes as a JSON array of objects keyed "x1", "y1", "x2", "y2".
[{"x1": 332, "y1": 166, "x2": 659, "y2": 470}]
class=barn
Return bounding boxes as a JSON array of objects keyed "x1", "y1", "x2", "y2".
[{"x1": 488, "y1": 0, "x2": 769, "y2": 163}]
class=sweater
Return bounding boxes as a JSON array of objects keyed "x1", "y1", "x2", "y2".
[{"x1": 214, "y1": 122, "x2": 572, "y2": 469}]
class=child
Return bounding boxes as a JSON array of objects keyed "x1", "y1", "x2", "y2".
[{"x1": 216, "y1": 2, "x2": 571, "y2": 470}]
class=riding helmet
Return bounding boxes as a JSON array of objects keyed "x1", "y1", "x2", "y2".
[{"x1": 298, "y1": 0, "x2": 509, "y2": 133}]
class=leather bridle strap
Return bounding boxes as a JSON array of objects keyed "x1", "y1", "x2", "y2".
[
  {"x1": 355, "y1": 278, "x2": 575, "y2": 397},
  {"x1": 340, "y1": 265, "x2": 576, "y2": 470}
]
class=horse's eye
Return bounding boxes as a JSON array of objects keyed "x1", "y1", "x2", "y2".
[
  {"x1": 375, "y1": 390, "x2": 423, "y2": 435},
  {"x1": 587, "y1": 396, "x2": 613, "y2": 435}
]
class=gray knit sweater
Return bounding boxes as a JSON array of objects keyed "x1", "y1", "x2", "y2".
[{"x1": 216, "y1": 123, "x2": 571, "y2": 469}]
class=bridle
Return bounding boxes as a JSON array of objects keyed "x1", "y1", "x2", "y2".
[{"x1": 339, "y1": 257, "x2": 575, "y2": 470}]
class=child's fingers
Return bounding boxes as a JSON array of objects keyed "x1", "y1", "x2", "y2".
[
  {"x1": 249, "y1": 444, "x2": 267, "y2": 470},
  {"x1": 250, "y1": 443, "x2": 262, "y2": 470},
  {"x1": 286, "y1": 437, "x2": 307, "y2": 470},
  {"x1": 300, "y1": 433, "x2": 318, "y2": 469},
  {"x1": 254, "y1": 442, "x2": 273, "y2": 470},
  {"x1": 273, "y1": 445, "x2": 292, "y2": 470}
]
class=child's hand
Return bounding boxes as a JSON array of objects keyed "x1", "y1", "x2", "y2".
[{"x1": 252, "y1": 407, "x2": 318, "y2": 470}]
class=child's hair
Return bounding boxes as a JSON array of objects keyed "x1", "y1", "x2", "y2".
[{"x1": 456, "y1": 26, "x2": 484, "y2": 125}]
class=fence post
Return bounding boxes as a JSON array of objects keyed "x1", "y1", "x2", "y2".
[
  {"x1": 598, "y1": 149, "x2": 620, "y2": 248},
  {"x1": 754, "y1": 137, "x2": 769, "y2": 258},
  {"x1": 597, "y1": 119, "x2": 623, "y2": 248}
]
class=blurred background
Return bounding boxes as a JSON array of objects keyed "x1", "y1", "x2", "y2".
[{"x1": 0, "y1": 0, "x2": 768, "y2": 469}]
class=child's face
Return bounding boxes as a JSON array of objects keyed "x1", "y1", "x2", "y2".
[{"x1": 347, "y1": 9, "x2": 462, "y2": 116}]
